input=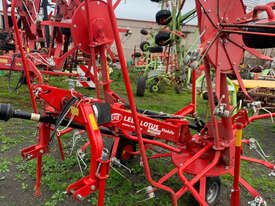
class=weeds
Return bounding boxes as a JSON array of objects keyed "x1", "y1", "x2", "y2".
[{"x1": 0, "y1": 160, "x2": 11, "y2": 173}]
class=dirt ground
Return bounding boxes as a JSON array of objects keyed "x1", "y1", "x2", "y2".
[{"x1": 0, "y1": 115, "x2": 274, "y2": 206}]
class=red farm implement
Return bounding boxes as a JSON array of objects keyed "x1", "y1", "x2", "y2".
[
  {"x1": 0, "y1": 0, "x2": 128, "y2": 92},
  {"x1": 0, "y1": 0, "x2": 274, "y2": 206}
]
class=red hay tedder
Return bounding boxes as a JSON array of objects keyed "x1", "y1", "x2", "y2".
[{"x1": 0, "y1": 0, "x2": 275, "y2": 206}]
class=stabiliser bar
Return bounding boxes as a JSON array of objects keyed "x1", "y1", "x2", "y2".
[
  {"x1": 0, "y1": 103, "x2": 115, "y2": 137},
  {"x1": 0, "y1": 103, "x2": 85, "y2": 130}
]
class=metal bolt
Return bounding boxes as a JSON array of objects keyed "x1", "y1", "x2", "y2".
[
  {"x1": 191, "y1": 137, "x2": 195, "y2": 142},
  {"x1": 225, "y1": 166, "x2": 229, "y2": 170},
  {"x1": 208, "y1": 9, "x2": 211, "y2": 13},
  {"x1": 179, "y1": 163, "x2": 183, "y2": 167},
  {"x1": 27, "y1": 155, "x2": 32, "y2": 160},
  {"x1": 81, "y1": 6, "x2": 85, "y2": 10},
  {"x1": 39, "y1": 149, "x2": 44, "y2": 154},
  {"x1": 91, "y1": 185, "x2": 95, "y2": 190},
  {"x1": 97, "y1": 1, "x2": 100, "y2": 4},
  {"x1": 207, "y1": 41, "x2": 211, "y2": 44},
  {"x1": 78, "y1": 43, "x2": 82, "y2": 46},
  {"x1": 76, "y1": 194, "x2": 84, "y2": 200},
  {"x1": 73, "y1": 24, "x2": 77, "y2": 28},
  {"x1": 236, "y1": 18, "x2": 240, "y2": 22}
]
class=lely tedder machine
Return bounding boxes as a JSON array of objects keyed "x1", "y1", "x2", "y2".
[{"x1": 0, "y1": 0, "x2": 275, "y2": 206}]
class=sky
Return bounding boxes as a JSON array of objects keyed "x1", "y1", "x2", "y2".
[
  {"x1": 114, "y1": 0, "x2": 274, "y2": 22},
  {"x1": 114, "y1": 0, "x2": 196, "y2": 22},
  {"x1": 0, "y1": 0, "x2": 274, "y2": 24}
]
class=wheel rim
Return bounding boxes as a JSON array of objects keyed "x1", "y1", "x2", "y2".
[
  {"x1": 121, "y1": 145, "x2": 134, "y2": 160},
  {"x1": 206, "y1": 182, "x2": 219, "y2": 204},
  {"x1": 151, "y1": 84, "x2": 159, "y2": 92},
  {"x1": 143, "y1": 44, "x2": 149, "y2": 50},
  {"x1": 160, "y1": 18, "x2": 168, "y2": 24}
]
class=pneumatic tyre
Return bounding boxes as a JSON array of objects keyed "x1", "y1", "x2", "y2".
[
  {"x1": 155, "y1": 31, "x2": 171, "y2": 46},
  {"x1": 148, "y1": 46, "x2": 163, "y2": 53},
  {"x1": 156, "y1": 10, "x2": 172, "y2": 25},
  {"x1": 134, "y1": 52, "x2": 141, "y2": 58},
  {"x1": 136, "y1": 76, "x2": 146, "y2": 96},
  {"x1": 140, "y1": 28, "x2": 148, "y2": 35},
  {"x1": 140, "y1": 41, "x2": 150, "y2": 52},
  {"x1": 191, "y1": 176, "x2": 221, "y2": 206}
]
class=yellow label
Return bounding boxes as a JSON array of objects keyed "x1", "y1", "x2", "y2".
[
  {"x1": 0, "y1": 58, "x2": 8, "y2": 63},
  {"x1": 89, "y1": 114, "x2": 98, "y2": 130},
  {"x1": 16, "y1": 63, "x2": 22, "y2": 66},
  {"x1": 106, "y1": 63, "x2": 109, "y2": 81},
  {"x1": 235, "y1": 129, "x2": 242, "y2": 147},
  {"x1": 70, "y1": 106, "x2": 79, "y2": 116}
]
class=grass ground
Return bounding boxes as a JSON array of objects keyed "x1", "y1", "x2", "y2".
[{"x1": 0, "y1": 70, "x2": 274, "y2": 206}]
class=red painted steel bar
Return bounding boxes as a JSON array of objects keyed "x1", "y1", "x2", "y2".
[
  {"x1": 192, "y1": 70, "x2": 196, "y2": 110},
  {"x1": 241, "y1": 156, "x2": 275, "y2": 169},
  {"x1": 11, "y1": 0, "x2": 38, "y2": 113},
  {"x1": 113, "y1": 0, "x2": 122, "y2": 10},
  {"x1": 34, "y1": 123, "x2": 51, "y2": 196},
  {"x1": 121, "y1": 131, "x2": 181, "y2": 153},
  {"x1": 229, "y1": 171, "x2": 261, "y2": 198},
  {"x1": 231, "y1": 123, "x2": 243, "y2": 206},
  {"x1": 177, "y1": 151, "x2": 221, "y2": 205},
  {"x1": 204, "y1": 58, "x2": 222, "y2": 150},
  {"x1": 40, "y1": 70, "x2": 78, "y2": 77},
  {"x1": 107, "y1": 1, "x2": 178, "y2": 205},
  {"x1": 249, "y1": 113, "x2": 275, "y2": 123}
]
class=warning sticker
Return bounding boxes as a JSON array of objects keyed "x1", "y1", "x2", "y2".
[
  {"x1": 70, "y1": 106, "x2": 79, "y2": 116},
  {"x1": 89, "y1": 114, "x2": 98, "y2": 130},
  {"x1": 0, "y1": 58, "x2": 8, "y2": 63}
]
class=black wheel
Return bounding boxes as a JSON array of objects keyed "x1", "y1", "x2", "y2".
[
  {"x1": 140, "y1": 28, "x2": 148, "y2": 35},
  {"x1": 191, "y1": 177, "x2": 221, "y2": 206},
  {"x1": 115, "y1": 138, "x2": 136, "y2": 163},
  {"x1": 242, "y1": 22, "x2": 275, "y2": 49},
  {"x1": 202, "y1": 91, "x2": 219, "y2": 106},
  {"x1": 156, "y1": 10, "x2": 172, "y2": 25},
  {"x1": 148, "y1": 46, "x2": 163, "y2": 53},
  {"x1": 155, "y1": 31, "x2": 171, "y2": 46},
  {"x1": 140, "y1": 41, "x2": 150, "y2": 52},
  {"x1": 134, "y1": 52, "x2": 141, "y2": 58},
  {"x1": 136, "y1": 76, "x2": 146, "y2": 96},
  {"x1": 150, "y1": 0, "x2": 162, "y2": 2}
]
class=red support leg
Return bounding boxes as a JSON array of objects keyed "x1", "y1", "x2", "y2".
[
  {"x1": 34, "y1": 155, "x2": 42, "y2": 196},
  {"x1": 231, "y1": 123, "x2": 243, "y2": 206}
]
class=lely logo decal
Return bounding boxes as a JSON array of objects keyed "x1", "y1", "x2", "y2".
[{"x1": 111, "y1": 113, "x2": 123, "y2": 123}]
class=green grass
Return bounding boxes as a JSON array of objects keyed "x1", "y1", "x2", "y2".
[
  {"x1": 0, "y1": 159, "x2": 11, "y2": 173},
  {"x1": 0, "y1": 69, "x2": 274, "y2": 205}
]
